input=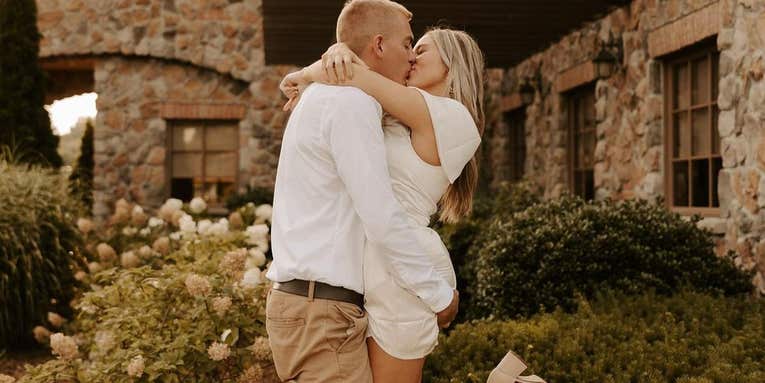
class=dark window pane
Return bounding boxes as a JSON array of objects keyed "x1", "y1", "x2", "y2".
[
  {"x1": 691, "y1": 159, "x2": 710, "y2": 207},
  {"x1": 674, "y1": 112, "x2": 691, "y2": 158},
  {"x1": 712, "y1": 54, "x2": 719, "y2": 100},
  {"x1": 712, "y1": 107, "x2": 720, "y2": 155},
  {"x1": 692, "y1": 108, "x2": 710, "y2": 156},
  {"x1": 712, "y1": 157, "x2": 722, "y2": 207},
  {"x1": 673, "y1": 161, "x2": 690, "y2": 206},
  {"x1": 674, "y1": 63, "x2": 690, "y2": 110},
  {"x1": 171, "y1": 178, "x2": 194, "y2": 201},
  {"x1": 584, "y1": 169, "x2": 594, "y2": 201},
  {"x1": 692, "y1": 57, "x2": 709, "y2": 105}
]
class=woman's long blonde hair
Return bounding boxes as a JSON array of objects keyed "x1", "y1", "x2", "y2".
[{"x1": 425, "y1": 28, "x2": 485, "y2": 223}]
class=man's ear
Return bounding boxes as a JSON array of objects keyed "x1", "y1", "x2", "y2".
[{"x1": 372, "y1": 35, "x2": 384, "y2": 58}]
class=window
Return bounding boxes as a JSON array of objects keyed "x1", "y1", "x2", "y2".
[
  {"x1": 169, "y1": 121, "x2": 238, "y2": 208},
  {"x1": 567, "y1": 85, "x2": 596, "y2": 201},
  {"x1": 505, "y1": 109, "x2": 526, "y2": 182},
  {"x1": 665, "y1": 42, "x2": 720, "y2": 215}
]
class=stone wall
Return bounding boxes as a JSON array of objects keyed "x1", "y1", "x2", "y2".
[
  {"x1": 36, "y1": 0, "x2": 297, "y2": 218},
  {"x1": 485, "y1": 0, "x2": 765, "y2": 292},
  {"x1": 91, "y1": 57, "x2": 291, "y2": 217}
]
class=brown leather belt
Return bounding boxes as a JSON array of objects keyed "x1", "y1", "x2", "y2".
[{"x1": 273, "y1": 279, "x2": 364, "y2": 308}]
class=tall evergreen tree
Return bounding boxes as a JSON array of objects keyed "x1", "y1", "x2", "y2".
[
  {"x1": 0, "y1": 0, "x2": 62, "y2": 167},
  {"x1": 69, "y1": 119, "x2": 94, "y2": 210}
]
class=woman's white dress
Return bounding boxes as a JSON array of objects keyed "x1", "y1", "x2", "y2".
[{"x1": 363, "y1": 88, "x2": 481, "y2": 360}]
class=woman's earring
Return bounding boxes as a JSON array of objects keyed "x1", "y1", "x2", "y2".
[{"x1": 449, "y1": 85, "x2": 455, "y2": 98}]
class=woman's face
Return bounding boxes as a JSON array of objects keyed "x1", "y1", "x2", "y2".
[{"x1": 406, "y1": 35, "x2": 449, "y2": 93}]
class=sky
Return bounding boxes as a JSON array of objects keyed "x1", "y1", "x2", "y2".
[{"x1": 45, "y1": 92, "x2": 98, "y2": 135}]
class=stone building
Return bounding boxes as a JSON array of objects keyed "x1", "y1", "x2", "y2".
[
  {"x1": 36, "y1": 0, "x2": 765, "y2": 290},
  {"x1": 484, "y1": 0, "x2": 765, "y2": 292}
]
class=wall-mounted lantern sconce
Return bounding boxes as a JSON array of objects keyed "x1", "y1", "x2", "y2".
[
  {"x1": 518, "y1": 63, "x2": 549, "y2": 105},
  {"x1": 519, "y1": 78, "x2": 536, "y2": 105},
  {"x1": 594, "y1": 32, "x2": 623, "y2": 79}
]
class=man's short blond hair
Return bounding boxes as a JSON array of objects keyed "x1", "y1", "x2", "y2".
[{"x1": 336, "y1": 0, "x2": 412, "y2": 54}]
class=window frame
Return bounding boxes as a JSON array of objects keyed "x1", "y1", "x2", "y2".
[
  {"x1": 504, "y1": 108, "x2": 527, "y2": 183},
  {"x1": 166, "y1": 119, "x2": 240, "y2": 212},
  {"x1": 663, "y1": 40, "x2": 721, "y2": 217},
  {"x1": 566, "y1": 84, "x2": 597, "y2": 201}
]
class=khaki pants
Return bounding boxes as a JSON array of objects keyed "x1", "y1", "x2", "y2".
[{"x1": 266, "y1": 287, "x2": 372, "y2": 382}]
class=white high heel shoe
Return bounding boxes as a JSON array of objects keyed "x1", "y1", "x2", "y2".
[{"x1": 487, "y1": 350, "x2": 547, "y2": 383}]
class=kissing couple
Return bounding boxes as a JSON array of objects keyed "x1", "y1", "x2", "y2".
[{"x1": 265, "y1": 0, "x2": 545, "y2": 382}]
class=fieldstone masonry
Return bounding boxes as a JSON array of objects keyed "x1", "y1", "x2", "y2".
[
  {"x1": 36, "y1": 0, "x2": 297, "y2": 219},
  {"x1": 486, "y1": 0, "x2": 765, "y2": 292}
]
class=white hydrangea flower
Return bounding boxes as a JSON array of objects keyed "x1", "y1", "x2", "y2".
[
  {"x1": 241, "y1": 268, "x2": 262, "y2": 289},
  {"x1": 197, "y1": 219, "x2": 213, "y2": 236},
  {"x1": 179, "y1": 214, "x2": 196, "y2": 234},
  {"x1": 139, "y1": 227, "x2": 151, "y2": 237},
  {"x1": 74, "y1": 270, "x2": 87, "y2": 281},
  {"x1": 148, "y1": 217, "x2": 165, "y2": 228},
  {"x1": 245, "y1": 224, "x2": 269, "y2": 245},
  {"x1": 164, "y1": 198, "x2": 183, "y2": 212},
  {"x1": 121, "y1": 226, "x2": 138, "y2": 236},
  {"x1": 50, "y1": 333, "x2": 78, "y2": 360},
  {"x1": 126, "y1": 355, "x2": 145, "y2": 378},
  {"x1": 205, "y1": 218, "x2": 229, "y2": 236},
  {"x1": 137, "y1": 245, "x2": 153, "y2": 258},
  {"x1": 189, "y1": 197, "x2": 207, "y2": 214},
  {"x1": 255, "y1": 204, "x2": 273, "y2": 222},
  {"x1": 212, "y1": 296, "x2": 232, "y2": 317},
  {"x1": 247, "y1": 248, "x2": 267, "y2": 268},
  {"x1": 76, "y1": 218, "x2": 94, "y2": 234},
  {"x1": 169, "y1": 231, "x2": 182, "y2": 241},
  {"x1": 48, "y1": 312, "x2": 65, "y2": 328},
  {"x1": 33, "y1": 326, "x2": 51, "y2": 344},
  {"x1": 87, "y1": 262, "x2": 102, "y2": 273},
  {"x1": 207, "y1": 342, "x2": 230, "y2": 361},
  {"x1": 185, "y1": 274, "x2": 212, "y2": 297},
  {"x1": 120, "y1": 251, "x2": 141, "y2": 268}
]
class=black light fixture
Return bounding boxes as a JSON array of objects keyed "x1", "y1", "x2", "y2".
[
  {"x1": 593, "y1": 47, "x2": 617, "y2": 79},
  {"x1": 593, "y1": 32, "x2": 623, "y2": 79},
  {"x1": 519, "y1": 78, "x2": 535, "y2": 105}
]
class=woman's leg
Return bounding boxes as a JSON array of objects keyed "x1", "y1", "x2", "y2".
[{"x1": 367, "y1": 337, "x2": 426, "y2": 383}]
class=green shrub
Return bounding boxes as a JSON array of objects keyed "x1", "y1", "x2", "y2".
[
  {"x1": 424, "y1": 291, "x2": 765, "y2": 383},
  {"x1": 0, "y1": 0, "x2": 62, "y2": 167},
  {"x1": 21, "y1": 203, "x2": 275, "y2": 382},
  {"x1": 225, "y1": 186, "x2": 273, "y2": 211},
  {"x1": 0, "y1": 160, "x2": 86, "y2": 347},
  {"x1": 68, "y1": 120, "x2": 94, "y2": 210},
  {"x1": 434, "y1": 181, "x2": 542, "y2": 323},
  {"x1": 469, "y1": 196, "x2": 754, "y2": 320}
]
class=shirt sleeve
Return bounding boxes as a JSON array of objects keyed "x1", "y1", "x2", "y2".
[
  {"x1": 325, "y1": 88, "x2": 454, "y2": 313},
  {"x1": 413, "y1": 88, "x2": 481, "y2": 183}
]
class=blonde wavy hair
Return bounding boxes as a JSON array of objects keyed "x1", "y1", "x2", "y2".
[{"x1": 425, "y1": 28, "x2": 486, "y2": 223}]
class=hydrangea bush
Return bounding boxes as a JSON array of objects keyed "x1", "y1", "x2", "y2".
[{"x1": 21, "y1": 198, "x2": 277, "y2": 382}]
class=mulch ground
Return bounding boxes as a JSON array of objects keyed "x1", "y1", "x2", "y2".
[{"x1": 0, "y1": 348, "x2": 52, "y2": 379}]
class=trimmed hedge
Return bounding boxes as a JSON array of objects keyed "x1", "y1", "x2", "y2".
[
  {"x1": 424, "y1": 291, "x2": 765, "y2": 383},
  {"x1": 468, "y1": 195, "x2": 753, "y2": 320},
  {"x1": 0, "y1": 160, "x2": 86, "y2": 347}
]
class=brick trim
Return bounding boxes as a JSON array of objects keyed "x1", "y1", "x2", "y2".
[
  {"x1": 648, "y1": 2, "x2": 721, "y2": 58},
  {"x1": 501, "y1": 93, "x2": 524, "y2": 112},
  {"x1": 159, "y1": 103, "x2": 247, "y2": 120},
  {"x1": 555, "y1": 61, "x2": 596, "y2": 93}
]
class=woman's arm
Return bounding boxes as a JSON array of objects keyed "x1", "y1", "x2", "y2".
[{"x1": 304, "y1": 58, "x2": 435, "y2": 145}]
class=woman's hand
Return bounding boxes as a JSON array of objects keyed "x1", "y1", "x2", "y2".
[
  {"x1": 279, "y1": 69, "x2": 308, "y2": 111},
  {"x1": 321, "y1": 42, "x2": 367, "y2": 83}
]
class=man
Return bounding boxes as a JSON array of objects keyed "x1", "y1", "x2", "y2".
[{"x1": 264, "y1": 0, "x2": 459, "y2": 381}]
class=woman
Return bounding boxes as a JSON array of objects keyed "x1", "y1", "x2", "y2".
[{"x1": 280, "y1": 28, "x2": 544, "y2": 383}]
